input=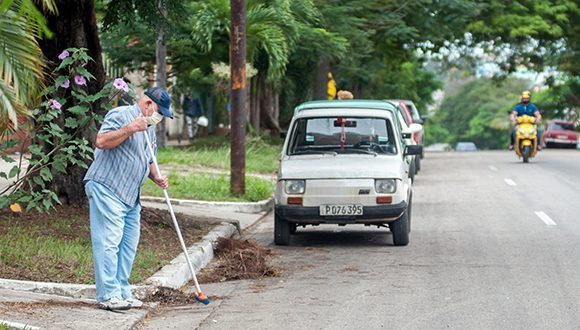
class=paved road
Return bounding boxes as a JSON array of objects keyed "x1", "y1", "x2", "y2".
[{"x1": 146, "y1": 149, "x2": 580, "y2": 329}]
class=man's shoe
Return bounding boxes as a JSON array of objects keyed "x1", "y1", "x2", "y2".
[
  {"x1": 508, "y1": 145, "x2": 514, "y2": 151},
  {"x1": 537, "y1": 145, "x2": 542, "y2": 151},
  {"x1": 98, "y1": 297, "x2": 131, "y2": 311},
  {"x1": 125, "y1": 298, "x2": 143, "y2": 309}
]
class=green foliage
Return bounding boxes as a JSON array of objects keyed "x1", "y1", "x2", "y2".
[
  {"x1": 424, "y1": 111, "x2": 452, "y2": 145},
  {"x1": 0, "y1": 0, "x2": 56, "y2": 136},
  {"x1": 371, "y1": 58, "x2": 443, "y2": 112},
  {"x1": 534, "y1": 76, "x2": 580, "y2": 123},
  {"x1": 0, "y1": 48, "x2": 134, "y2": 212},
  {"x1": 435, "y1": 78, "x2": 529, "y2": 149}
]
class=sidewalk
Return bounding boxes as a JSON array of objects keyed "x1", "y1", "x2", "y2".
[{"x1": 0, "y1": 199, "x2": 271, "y2": 329}]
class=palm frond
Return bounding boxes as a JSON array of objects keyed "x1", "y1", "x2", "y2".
[{"x1": 0, "y1": 7, "x2": 46, "y2": 135}]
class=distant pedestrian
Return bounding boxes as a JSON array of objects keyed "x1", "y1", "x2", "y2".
[
  {"x1": 327, "y1": 72, "x2": 337, "y2": 100},
  {"x1": 84, "y1": 87, "x2": 173, "y2": 311}
]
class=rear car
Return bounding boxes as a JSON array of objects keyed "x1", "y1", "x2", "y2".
[
  {"x1": 542, "y1": 120, "x2": 578, "y2": 148},
  {"x1": 274, "y1": 100, "x2": 422, "y2": 246},
  {"x1": 386, "y1": 100, "x2": 423, "y2": 179}
]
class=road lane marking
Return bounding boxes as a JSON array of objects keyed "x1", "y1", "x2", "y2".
[
  {"x1": 535, "y1": 211, "x2": 557, "y2": 226},
  {"x1": 489, "y1": 165, "x2": 498, "y2": 171},
  {"x1": 504, "y1": 178, "x2": 517, "y2": 186}
]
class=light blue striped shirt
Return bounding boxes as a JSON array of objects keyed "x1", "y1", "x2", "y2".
[{"x1": 84, "y1": 104, "x2": 157, "y2": 206}]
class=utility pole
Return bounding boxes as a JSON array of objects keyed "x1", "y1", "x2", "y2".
[
  {"x1": 155, "y1": 0, "x2": 167, "y2": 147},
  {"x1": 230, "y1": 0, "x2": 246, "y2": 195}
]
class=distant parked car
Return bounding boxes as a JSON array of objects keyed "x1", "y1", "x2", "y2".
[
  {"x1": 386, "y1": 100, "x2": 422, "y2": 179},
  {"x1": 455, "y1": 142, "x2": 478, "y2": 152},
  {"x1": 387, "y1": 100, "x2": 426, "y2": 172},
  {"x1": 541, "y1": 120, "x2": 578, "y2": 148}
]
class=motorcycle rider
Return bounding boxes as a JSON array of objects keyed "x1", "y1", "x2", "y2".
[{"x1": 509, "y1": 90, "x2": 542, "y2": 151}]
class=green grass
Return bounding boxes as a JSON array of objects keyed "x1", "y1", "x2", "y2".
[
  {"x1": 141, "y1": 172, "x2": 274, "y2": 202},
  {"x1": 0, "y1": 216, "x2": 166, "y2": 284},
  {"x1": 157, "y1": 135, "x2": 283, "y2": 174}
]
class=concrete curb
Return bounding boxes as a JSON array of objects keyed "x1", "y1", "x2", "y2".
[
  {"x1": 145, "y1": 222, "x2": 237, "y2": 289},
  {"x1": 140, "y1": 196, "x2": 274, "y2": 214},
  {"x1": 0, "y1": 222, "x2": 238, "y2": 300}
]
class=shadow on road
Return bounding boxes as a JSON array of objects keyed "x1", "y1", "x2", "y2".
[{"x1": 282, "y1": 228, "x2": 396, "y2": 248}]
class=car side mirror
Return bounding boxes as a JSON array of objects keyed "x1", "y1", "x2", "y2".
[
  {"x1": 409, "y1": 123, "x2": 422, "y2": 133},
  {"x1": 280, "y1": 131, "x2": 287, "y2": 139},
  {"x1": 420, "y1": 115, "x2": 429, "y2": 123},
  {"x1": 404, "y1": 145, "x2": 423, "y2": 156}
]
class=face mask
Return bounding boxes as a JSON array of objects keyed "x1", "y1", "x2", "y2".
[{"x1": 146, "y1": 108, "x2": 164, "y2": 126}]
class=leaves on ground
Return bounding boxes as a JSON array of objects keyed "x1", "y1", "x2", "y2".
[{"x1": 199, "y1": 237, "x2": 280, "y2": 283}]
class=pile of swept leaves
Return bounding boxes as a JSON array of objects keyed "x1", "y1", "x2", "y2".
[{"x1": 200, "y1": 237, "x2": 280, "y2": 282}]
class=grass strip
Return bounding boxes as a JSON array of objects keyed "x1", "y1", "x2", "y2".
[
  {"x1": 141, "y1": 172, "x2": 274, "y2": 202},
  {"x1": 157, "y1": 136, "x2": 283, "y2": 174}
]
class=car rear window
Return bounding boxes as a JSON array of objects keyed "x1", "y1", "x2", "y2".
[
  {"x1": 404, "y1": 101, "x2": 421, "y2": 122},
  {"x1": 288, "y1": 117, "x2": 397, "y2": 155},
  {"x1": 549, "y1": 123, "x2": 575, "y2": 131}
]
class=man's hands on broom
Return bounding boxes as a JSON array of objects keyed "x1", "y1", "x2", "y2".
[{"x1": 153, "y1": 175, "x2": 169, "y2": 189}]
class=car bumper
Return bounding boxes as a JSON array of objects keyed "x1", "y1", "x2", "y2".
[
  {"x1": 544, "y1": 138, "x2": 577, "y2": 144},
  {"x1": 275, "y1": 202, "x2": 407, "y2": 225}
]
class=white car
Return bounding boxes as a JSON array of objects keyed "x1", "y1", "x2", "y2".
[{"x1": 275, "y1": 100, "x2": 422, "y2": 246}]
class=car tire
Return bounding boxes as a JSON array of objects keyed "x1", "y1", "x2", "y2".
[
  {"x1": 274, "y1": 213, "x2": 291, "y2": 245},
  {"x1": 415, "y1": 155, "x2": 421, "y2": 173},
  {"x1": 409, "y1": 159, "x2": 416, "y2": 181},
  {"x1": 390, "y1": 206, "x2": 410, "y2": 246}
]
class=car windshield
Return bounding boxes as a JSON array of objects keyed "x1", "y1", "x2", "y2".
[
  {"x1": 288, "y1": 117, "x2": 397, "y2": 156},
  {"x1": 549, "y1": 122, "x2": 575, "y2": 131}
]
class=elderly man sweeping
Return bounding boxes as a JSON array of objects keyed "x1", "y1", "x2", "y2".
[{"x1": 84, "y1": 87, "x2": 172, "y2": 311}]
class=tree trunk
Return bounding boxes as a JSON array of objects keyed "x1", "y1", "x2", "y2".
[
  {"x1": 250, "y1": 77, "x2": 260, "y2": 134},
  {"x1": 314, "y1": 56, "x2": 330, "y2": 100},
  {"x1": 155, "y1": 0, "x2": 167, "y2": 147},
  {"x1": 259, "y1": 78, "x2": 281, "y2": 134},
  {"x1": 38, "y1": 0, "x2": 105, "y2": 205}
]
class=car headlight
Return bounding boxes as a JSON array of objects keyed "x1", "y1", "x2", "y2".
[
  {"x1": 285, "y1": 180, "x2": 305, "y2": 194},
  {"x1": 375, "y1": 179, "x2": 397, "y2": 194}
]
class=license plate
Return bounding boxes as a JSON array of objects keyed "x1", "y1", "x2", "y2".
[
  {"x1": 320, "y1": 205, "x2": 363, "y2": 216},
  {"x1": 558, "y1": 135, "x2": 568, "y2": 139}
]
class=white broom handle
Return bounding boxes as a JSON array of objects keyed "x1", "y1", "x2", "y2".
[{"x1": 143, "y1": 130, "x2": 203, "y2": 293}]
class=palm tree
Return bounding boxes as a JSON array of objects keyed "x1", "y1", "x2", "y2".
[
  {"x1": 0, "y1": 0, "x2": 56, "y2": 137},
  {"x1": 191, "y1": 0, "x2": 347, "y2": 132}
]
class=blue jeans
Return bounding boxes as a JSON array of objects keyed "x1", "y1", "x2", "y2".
[{"x1": 85, "y1": 180, "x2": 141, "y2": 302}]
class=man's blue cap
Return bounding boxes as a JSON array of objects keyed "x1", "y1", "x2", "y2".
[{"x1": 145, "y1": 87, "x2": 173, "y2": 119}]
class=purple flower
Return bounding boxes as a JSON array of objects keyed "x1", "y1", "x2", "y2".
[
  {"x1": 74, "y1": 75, "x2": 87, "y2": 86},
  {"x1": 50, "y1": 99, "x2": 62, "y2": 110},
  {"x1": 58, "y1": 50, "x2": 70, "y2": 60},
  {"x1": 113, "y1": 78, "x2": 129, "y2": 93},
  {"x1": 60, "y1": 79, "x2": 70, "y2": 89}
]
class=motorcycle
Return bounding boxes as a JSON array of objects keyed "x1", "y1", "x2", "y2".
[{"x1": 514, "y1": 115, "x2": 538, "y2": 163}]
